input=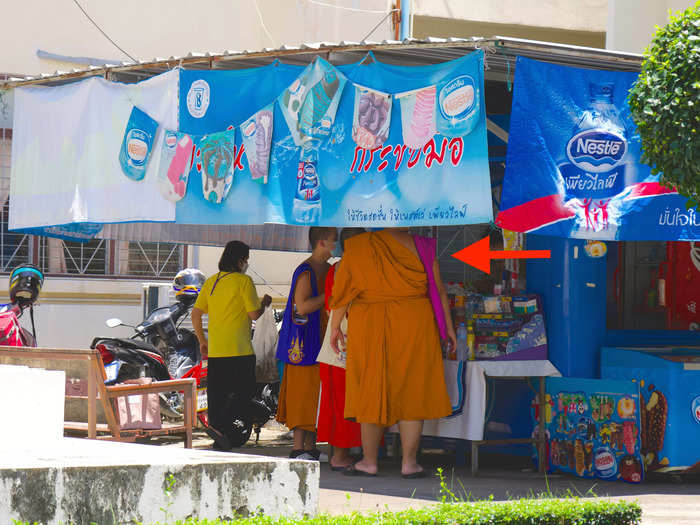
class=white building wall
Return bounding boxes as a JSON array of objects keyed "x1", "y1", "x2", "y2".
[
  {"x1": 413, "y1": 0, "x2": 608, "y2": 32},
  {"x1": 0, "y1": 0, "x2": 393, "y2": 75},
  {"x1": 606, "y1": 0, "x2": 694, "y2": 53}
]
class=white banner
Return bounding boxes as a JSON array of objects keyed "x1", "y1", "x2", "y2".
[{"x1": 9, "y1": 70, "x2": 179, "y2": 230}]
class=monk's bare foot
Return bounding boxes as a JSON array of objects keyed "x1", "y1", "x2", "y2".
[
  {"x1": 330, "y1": 454, "x2": 354, "y2": 469},
  {"x1": 401, "y1": 461, "x2": 424, "y2": 477},
  {"x1": 353, "y1": 459, "x2": 378, "y2": 475}
]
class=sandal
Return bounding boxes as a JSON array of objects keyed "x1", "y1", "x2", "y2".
[{"x1": 343, "y1": 462, "x2": 377, "y2": 477}]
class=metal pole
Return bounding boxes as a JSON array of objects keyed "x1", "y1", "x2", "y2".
[{"x1": 400, "y1": 0, "x2": 411, "y2": 40}]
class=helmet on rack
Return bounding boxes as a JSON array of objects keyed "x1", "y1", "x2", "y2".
[
  {"x1": 9, "y1": 264, "x2": 45, "y2": 307},
  {"x1": 172, "y1": 268, "x2": 206, "y2": 306}
]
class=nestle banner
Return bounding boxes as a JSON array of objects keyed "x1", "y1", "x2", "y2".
[
  {"x1": 496, "y1": 57, "x2": 699, "y2": 241},
  {"x1": 176, "y1": 51, "x2": 492, "y2": 227}
]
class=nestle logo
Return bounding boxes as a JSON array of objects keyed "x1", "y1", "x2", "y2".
[
  {"x1": 566, "y1": 129, "x2": 626, "y2": 173},
  {"x1": 595, "y1": 452, "x2": 614, "y2": 469},
  {"x1": 165, "y1": 132, "x2": 177, "y2": 148},
  {"x1": 303, "y1": 165, "x2": 316, "y2": 176}
]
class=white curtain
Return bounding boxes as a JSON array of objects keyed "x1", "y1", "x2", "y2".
[{"x1": 10, "y1": 70, "x2": 179, "y2": 230}]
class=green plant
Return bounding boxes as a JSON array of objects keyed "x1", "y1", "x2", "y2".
[
  {"x1": 160, "y1": 472, "x2": 178, "y2": 523},
  {"x1": 166, "y1": 498, "x2": 642, "y2": 525},
  {"x1": 8, "y1": 497, "x2": 644, "y2": 525},
  {"x1": 628, "y1": 1, "x2": 700, "y2": 208}
]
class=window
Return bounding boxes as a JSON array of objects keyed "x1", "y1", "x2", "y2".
[
  {"x1": 126, "y1": 241, "x2": 184, "y2": 278},
  {"x1": 0, "y1": 198, "x2": 31, "y2": 272},
  {"x1": 37, "y1": 238, "x2": 108, "y2": 275}
]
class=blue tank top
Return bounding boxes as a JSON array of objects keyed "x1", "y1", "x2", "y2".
[{"x1": 275, "y1": 263, "x2": 321, "y2": 366}]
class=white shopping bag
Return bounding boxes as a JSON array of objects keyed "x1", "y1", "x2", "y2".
[{"x1": 252, "y1": 307, "x2": 279, "y2": 383}]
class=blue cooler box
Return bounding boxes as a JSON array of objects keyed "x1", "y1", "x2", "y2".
[{"x1": 601, "y1": 346, "x2": 700, "y2": 473}]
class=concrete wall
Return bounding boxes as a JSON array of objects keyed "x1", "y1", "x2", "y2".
[
  {"x1": 414, "y1": 0, "x2": 608, "y2": 32},
  {"x1": 1, "y1": 0, "x2": 393, "y2": 76},
  {"x1": 606, "y1": 0, "x2": 695, "y2": 53},
  {"x1": 414, "y1": 16, "x2": 606, "y2": 48},
  {"x1": 0, "y1": 439, "x2": 319, "y2": 523}
]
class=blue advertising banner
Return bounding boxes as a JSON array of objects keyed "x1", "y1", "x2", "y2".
[
  {"x1": 176, "y1": 51, "x2": 492, "y2": 227},
  {"x1": 497, "y1": 57, "x2": 699, "y2": 241}
]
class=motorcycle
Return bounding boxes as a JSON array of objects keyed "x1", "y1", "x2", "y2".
[
  {"x1": 91, "y1": 300, "x2": 208, "y2": 423},
  {"x1": 92, "y1": 301, "x2": 279, "y2": 447},
  {"x1": 0, "y1": 303, "x2": 37, "y2": 348}
]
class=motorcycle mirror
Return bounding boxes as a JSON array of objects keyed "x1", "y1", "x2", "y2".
[{"x1": 105, "y1": 318, "x2": 123, "y2": 328}]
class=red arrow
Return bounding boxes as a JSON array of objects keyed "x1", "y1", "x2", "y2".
[{"x1": 451, "y1": 237, "x2": 551, "y2": 274}]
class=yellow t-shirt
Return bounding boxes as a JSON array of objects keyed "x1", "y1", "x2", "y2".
[{"x1": 194, "y1": 271, "x2": 261, "y2": 358}]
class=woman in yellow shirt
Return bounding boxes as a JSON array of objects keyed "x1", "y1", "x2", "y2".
[{"x1": 192, "y1": 240, "x2": 271, "y2": 450}]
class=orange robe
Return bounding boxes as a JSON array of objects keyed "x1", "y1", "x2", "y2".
[
  {"x1": 329, "y1": 230, "x2": 451, "y2": 426},
  {"x1": 276, "y1": 265, "x2": 328, "y2": 432}
]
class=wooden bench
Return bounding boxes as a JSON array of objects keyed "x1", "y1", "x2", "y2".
[{"x1": 0, "y1": 346, "x2": 196, "y2": 448}]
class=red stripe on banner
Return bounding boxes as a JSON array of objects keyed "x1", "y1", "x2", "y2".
[
  {"x1": 496, "y1": 195, "x2": 575, "y2": 232},
  {"x1": 625, "y1": 182, "x2": 677, "y2": 200}
]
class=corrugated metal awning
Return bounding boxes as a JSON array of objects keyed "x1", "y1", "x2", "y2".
[{"x1": 1, "y1": 36, "x2": 643, "y2": 89}]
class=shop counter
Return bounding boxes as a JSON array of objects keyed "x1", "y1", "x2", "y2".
[{"x1": 390, "y1": 359, "x2": 561, "y2": 474}]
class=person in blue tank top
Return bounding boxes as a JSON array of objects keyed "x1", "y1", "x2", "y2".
[{"x1": 276, "y1": 227, "x2": 338, "y2": 460}]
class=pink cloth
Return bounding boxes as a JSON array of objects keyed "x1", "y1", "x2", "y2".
[{"x1": 413, "y1": 235, "x2": 447, "y2": 341}]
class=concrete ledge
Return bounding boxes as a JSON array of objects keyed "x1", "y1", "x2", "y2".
[{"x1": 0, "y1": 438, "x2": 318, "y2": 524}]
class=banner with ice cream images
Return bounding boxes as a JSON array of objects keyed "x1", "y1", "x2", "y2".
[
  {"x1": 396, "y1": 85, "x2": 437, "y2": 149},
  {"x1": 118, "y1": 106, "x2": 159, "y2": 181},
  {"x1": 157, "y1": 131, "x2": 194, "y2": 202},
  {"x1": 240, "y1": 103, "x2": 274, "y2": 184},
  {"x1": 352, "y1": 85, "x2": 392, "y2": 149},
  {"x1": 278, "y1": 58, "x2": 347, "y2": 146},
  {"x1": 9, "y1": 51, "x2": 492, "y2": 237},
  {"x1": 436, "y1": 73, "x2": 481, "y2": 137},
  {"x1": 175, "y1": 50, "x2": 491, "y2": 228},
  {"x1": 195, "y1": 129, "x2": 236, "y2": 205}
]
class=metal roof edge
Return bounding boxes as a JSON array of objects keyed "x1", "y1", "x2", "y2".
[{"x1": 1, "y1": 36, "x2": 644, "y2": 89}]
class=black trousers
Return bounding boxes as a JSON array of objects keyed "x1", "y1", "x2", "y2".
[{"x1": 207, "y1": 354, "x2": 256, "y2": 433}]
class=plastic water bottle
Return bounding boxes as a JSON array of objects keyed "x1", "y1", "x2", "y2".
[
  {"x1": 456, "y1": 322, "x2": 468, "y2": 362},
  {"x1": 293, "y1": 140, "x2": 321, "y2": 224}
]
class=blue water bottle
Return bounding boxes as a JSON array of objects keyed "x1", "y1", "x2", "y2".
[{"x1": 293, "y1": 140, "x2": 321, "y2": 224}]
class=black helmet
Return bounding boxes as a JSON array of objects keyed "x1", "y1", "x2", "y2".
[
  {"x1": 9, "y1": 264, "x2": 44, "y2": 307},
  {"x1": 173, "y1": 268, "x2": 206, "y2": 306}
]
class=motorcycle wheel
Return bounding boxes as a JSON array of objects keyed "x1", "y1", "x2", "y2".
[{"x1": 223, "y1": 419, "x2": 253, "y2": 448}]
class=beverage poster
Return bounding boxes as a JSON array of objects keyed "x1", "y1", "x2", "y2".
[
  {"x1": 539, "y1": 377, "x2": 644, "y2": 483},
  {"x1": 497, "y1": 57, "x2": 699, "y2": 241}
]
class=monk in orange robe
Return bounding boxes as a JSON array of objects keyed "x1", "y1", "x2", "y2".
[{"x1": 329, "y1": 228, "x2": 455, "y2": 477}]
